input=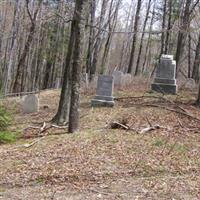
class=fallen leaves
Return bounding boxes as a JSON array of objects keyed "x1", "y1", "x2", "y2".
[{"x1": 0, "y1": 87, "x2": 200, "y2": 199}]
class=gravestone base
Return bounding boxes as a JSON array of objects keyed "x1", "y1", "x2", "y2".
[
  {"x1": 91, "y1": 95, "x2": 114, "y2": 107},
  {"x1": 151, "y1": 83, "x2": 177, "y2": 95}
]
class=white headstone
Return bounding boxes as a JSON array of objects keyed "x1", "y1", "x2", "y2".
[
  {"x1": 113, "y1": 71, "x2": 123, "y2": 86},
  {"x1": 22, "y1": 94, "x2": 39, "y2": 113},
  {"x1": 113, "y1": 71, "x2": 132, "y2": 87},
  {"x1": 122, "y1": 74, "x2": 132, "y2": 86}
]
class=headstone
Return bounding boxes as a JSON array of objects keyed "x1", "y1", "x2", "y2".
[
  {"x1": 91, "y1": 75, "x2": 114, "y2": 107},
  {"x1": 113, "y1": 71, "x2": 123, "y2": 86},
  {"x1": 151, "y1": 55, "x2": 177, "y2": 94},
  {"x1": 113, "y1": 71, "x2": 133, "y2": 87},
  {"x1": 184, "y1": 78, "x2": 196, "y2": 90},
  {"x1": 22, "y1": 94, "x2": 39, "y2": 113},
  {"x1": 122, "y1": 74, "x2": 132, "y2": 86}
]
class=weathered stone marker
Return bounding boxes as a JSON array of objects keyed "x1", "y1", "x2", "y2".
[
  {"x1": 113, "y1": 71, "x2": 123, "y2": 86},
  {"x1": 22, "y1": 94, "x2": 39, "y2": 113},
  {"x1": 113, "y1": 71, "x2": 132, "y2": 87},
  {"x1": 151, "y1": 55, "x2": 177, "y2": 94},
  {"x1": 91, "y1": 75, "x2": 114, "y2": 107}
]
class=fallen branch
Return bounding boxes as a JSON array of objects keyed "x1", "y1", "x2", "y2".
[
  {"x1": 23, "y1": 114, "x2": 89, "y2": 140},
  {"x1": 140, "y1": 125, "x2": 168, "y2": 134},
  {"x1": 110, "y1": 121, "x2": 129, "y2": 130},
  {"x1": 23, "y1": 137, "x2": 44, "y2": 148},
  {"x1": 114, "y1": 95, "x2": 163, "y2": 101},
  {"x1": 115, "y1": 95, "x2": 191, "y2": 114},
  {"x1": 23, "y1": 125, "x2": 41, "y2": 130},
  {"x1": 109, "y1": 119, "x2": 139, "y2": 133},
  {"x1": 137, "y1": 103, "x2": 200, "y2": 122},
  {"x1": 23, "y1": 122, "x2": 67, "y2": 138},
  {"x1": 23, "y1": 131, "x2": 49, "y2": 148}
]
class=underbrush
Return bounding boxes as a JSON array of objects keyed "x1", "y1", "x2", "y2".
[
  {"x1": 0, "y1": 131, "x2": 17, "y2": 144},
  {"x1": 0, "y1": 106, "x2": 16, "y2": 144}
]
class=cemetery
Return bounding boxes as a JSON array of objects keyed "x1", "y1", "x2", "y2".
[
  {"x1": 0, "y1": 0, "x2": 200, "y2": 199},
  {"x1": 1, "y1": 63, "x2": 200, "y2": 198}
]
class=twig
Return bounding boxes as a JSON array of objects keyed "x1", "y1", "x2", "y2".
[
  {"x1": 133, "y1": 103, "x2": 200, "y2": 122},
  {"x1": 114, "y1": 95, "x2": 160, "y2": 101},
  {"x1": 23, "y1": 133, "x2": 48, "y2": 148},
  {"x1": 145, "y1": 117, "x2": 153, "y2": 127},
  {"x1": 140, "y1": 125, "x2": 170, "y2": 134},
  {"x1": 89, "y1": 188, "x2": 111, "y2": 196},
  {"x1": 23, "y1": 126, "x2": 41, "y2": 131},
  {"x1": 110, "y1": 121, "x2": 129, "y2": 130},
  {"x1": 177, "y1": 118, "x2": 184, "y2": 128},
  {"x1": 166, "y1": 140, "x2": 178, "y2": 155}
]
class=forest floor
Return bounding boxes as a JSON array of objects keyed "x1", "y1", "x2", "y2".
[{"x1": 0, "y1": 80, "x2": 200, "y2": 200}]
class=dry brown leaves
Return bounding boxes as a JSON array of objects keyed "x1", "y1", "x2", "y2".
[{"x1": 0, "y1": 86, "x2": 200, "y2": 199}]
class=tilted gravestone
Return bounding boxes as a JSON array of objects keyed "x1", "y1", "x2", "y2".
[
  {"x1": 22, "y1": 94, "x2": 39, "y2": 113},
  {"x1": 91, "y1": 75, "x2": 114, "y2": 107},
  {"x1": 151, "y1": 55, "x2": 177, "y2": 94}
]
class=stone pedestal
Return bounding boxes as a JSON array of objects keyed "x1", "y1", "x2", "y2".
[
  {"x1": 91, "y1": 75, "x2": 114, "y2": 107},
  {"x1": 151, "y1": 55, "x2": 177, "y2": 94}
]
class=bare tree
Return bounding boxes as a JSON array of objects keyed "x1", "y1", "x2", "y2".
[
  {"x1": 52, "y1": 0, "x2": 90, "y2": 133},
  {"x1": 127, "y1": 0, "x2": 142, "y2": 74},
  {"x1": 135, "y1": 0, "x2": 152, "y2": 75},
  {"x1": 175, "y1": 0, "x2": 191, "y2": 76},
  {"x1": 192, "y1": 32, "x2": 200, "y2": 82},
  {"x1": 12, "y1": 0, "x2": 43, "y2": 93},
  {"x1": 68, "y1": 0, "x2": 90, "y2": 133}
]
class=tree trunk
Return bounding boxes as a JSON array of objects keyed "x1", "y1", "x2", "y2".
[
  {"x1": 53, "y1": 0, "x2": 89, "y2": 129},
  {"x1": 127, "y1": 0, "x2": 142, "y2": 74},
  {"x1": 164, "y1": 0, "x2": 172, "y2": 54},
  {"x1": 192, "y1": 32, "x2": 200, "y2": 82},
  {"x1": 188, "y1": 34, "x2": 191, "y2": 78},
  {"x1": 196, "y1": 82, "x2": 200, "y2": 106},
  {"x1": 100, "y1": 0, "x2": 121, "y2": 74},
  {"x1": 52, "y1": 22, "x2": 75, "y2": 125},
  {"x1": 86, "y1": 0, "x2": 96, "y2": 75},
  {"x1": 3, "y1": 0, "x2": 20, "y2": 95},
  {"x1": 135, "y1": 0, "x2": 152, "y2": 76},
  {"x1": 68, "y1": 0, "x2": 89, "y2": 133},
  {"x1": 159, "y1": 0, "x2": 167, "y2": 58},
  {"x1": 175, "y1": 0, "x2": 191, "y2": 76},
  {"x1": 142, "y1": 3, "x2": 155, "y2": 73},
  {"x1": 89, "y1": 0, "x2": 107, "y2": 81},
  {"x1": 12, "y1": 0, "x2": 42, "y2": 93}
]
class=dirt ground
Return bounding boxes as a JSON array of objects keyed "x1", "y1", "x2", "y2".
[{"x1": 0, "y1": 82, "x2": 200, "y2": 200}]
